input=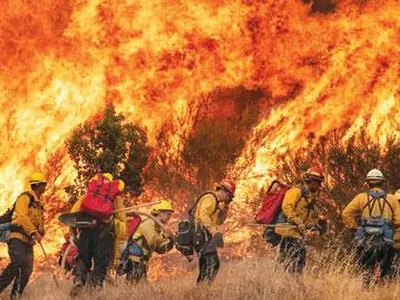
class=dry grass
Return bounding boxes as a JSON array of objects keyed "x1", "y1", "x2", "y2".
[{"x1": 8, "y1": 251, "x2": 400, "y2": 300}]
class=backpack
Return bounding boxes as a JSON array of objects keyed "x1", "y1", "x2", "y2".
[
  {"x1": 255, "y1": 180, "x2": 290, "y2": 224},
  {"x1": 0, "y1": 192, "x2": 35, "y2": 243},
  {"x1": 80, "y1": 173, "x2": 121, "y2": 218},
  {"x1": 117, "y1": 216, "x2": 144, "y2": 276},
  {"x1": 354, "y1": 191, "x2": 394, "y2": 246},
  {"x1": 176, "y1": 192, "x2": 219, "y2": 256},
  {"x1": 127, "y1": 214, "x2": 142, "y2": 238}
]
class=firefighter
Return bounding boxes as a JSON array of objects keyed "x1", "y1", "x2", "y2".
[
  {"x1": 120, "y1": 200, "x2": 175, "y2": 283},
  {"x1": 342, "y1": 169, "x2": 400, "y2": 287},
  {"x1": 391, "y1": 189, "x2": 400, "y2": 279},
  {"x1": 0, "y1": 172, "x2": 47, "y2": 300},
  {"x1": 274, "y1": 166, "x2": 324, "y2": 275},
  {"x1": 70, "y1": 173, "x2": 126, "y2": 296},
  {"x1": 193, "y1": 180, "x2": 235, "y2": 284}
]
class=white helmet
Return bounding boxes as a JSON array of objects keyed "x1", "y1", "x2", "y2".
[{"x1": 365, "y1": 169, "x2": 385, "y2": 182}]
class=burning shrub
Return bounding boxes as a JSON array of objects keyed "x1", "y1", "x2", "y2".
[
  {"x1": 65, "y1": 105, "x2": 151, "y2": 201},
  {"x1": 182, "y1": 87, "x2": 263, "y2": 188}
]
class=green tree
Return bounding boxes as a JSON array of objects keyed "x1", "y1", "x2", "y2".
[{"x1": 66, "y1": 105, "x2": 151, "y2": 201}]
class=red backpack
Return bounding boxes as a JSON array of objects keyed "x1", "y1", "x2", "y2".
[
  {"x1": 255, "y1": 180, "x2": 290, "y2": 224},
  {"x1": 127, "y1": 214, "x2": 142, "y2": 238},
  {"x1": 81, "y1": 173, "x2": 121, "y2": 218}
]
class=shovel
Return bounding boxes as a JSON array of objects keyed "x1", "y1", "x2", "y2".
[{"x1": 36, "y1": 240, "x2": 60, "y2": 288}]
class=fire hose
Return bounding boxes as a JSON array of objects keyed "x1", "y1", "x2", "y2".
[{"x1": 112, "y1": 201, "x2": 161, "y2": 214}]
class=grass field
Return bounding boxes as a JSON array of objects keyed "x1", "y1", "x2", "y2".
[{"x1": 8, "y1": 251, "x2": 400, "y2": 300}]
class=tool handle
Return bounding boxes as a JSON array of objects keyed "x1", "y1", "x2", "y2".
[
  {"x1": 113, "y1": 201, "x2": 161, "y2": 213},
  {"x1": 60, "y1": 243, "x2": 73, "y2": 273},
  {"x1": 37, "y1": 241, "x2": 48, "y2": 258}
]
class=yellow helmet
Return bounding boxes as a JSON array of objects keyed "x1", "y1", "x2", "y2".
[
  {"x1": 29, "y1": 171, "x2": 47, "y2": 185},
  {"x1": 151, "y1": 200, "x2": 174, "y2": 213},
  {"x1": 395, "y1": 189, "x2": 400, "y2": 201},
  {"x1": 118, "y1": 180, "x2": 125, "y2": 192},
  {"x1": 102, "y1": 173, "x2": 114, "y2": 181}
]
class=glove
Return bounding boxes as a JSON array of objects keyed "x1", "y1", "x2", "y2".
[
  {"x1": 305, "y1": 228, "x2": 319, "y2": 239},
  {"x1": 298, "y1": 223, "x2": 306, "y2": 236},
  {"x1": 34, "y1": 232, "x2": 43, "y2": 243},
  {"x1": 213, "y1": 232, "x2": 224, "y2": 248},
  {"x1": 317, "y1": 219, "x2": 328, "y2": 235}
]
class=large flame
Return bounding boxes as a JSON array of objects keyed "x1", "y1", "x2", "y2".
[
  {"x1": 0, "y1": 0, "x2": 254, "y2": 209},
  {"x1": 232, "y1": 0, "x2": 400, "y2": 202}
]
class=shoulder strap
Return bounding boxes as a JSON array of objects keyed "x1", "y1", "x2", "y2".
[
  {"x1": 7, "y1": 192, "x2": 36, "y2": 221},
  {"x1": 188, "y1": 192, "x2": 218, "y2": 217},
  {"x1": 21, "y1": 192, "x2": 35, "y2": 207},
  {"x1": 11, "y1": 192, "x2": 35, "y2": 211},
  {"x1": 294, "y1": 185, "x2": 314, "y2": 222},
  {"x1": 360, "y1": 192, "x2": 371, "y2": 215},
  {"x1": 382, "y1": 195, "x2": 394, "y2": 217},
  {"x1": 294, "y1": 185, "x2": 306, "y2": 208},
  {"x1": 361, "y1": 192, "x2": 393, "y2": 218}
]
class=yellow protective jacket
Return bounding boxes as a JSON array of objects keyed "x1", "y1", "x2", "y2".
[
  {"x1": 194, "y1": 192, "x2": 228, "y2": 234},
  {"x1": 274, "y1": 185, "x2": 319, "y2": 239},
  {"x1": 70, "y1": 195, "x2": 127, "y2": 265},
  {"x1": 132, "y1": 218, "x2": 173, "y2": 263},
  {"x1": 10, "y1": 191, "x2": 45, "y2": 244},
  {"x1": 342, "y1": 188, "x2": 400, "y2": 230}
]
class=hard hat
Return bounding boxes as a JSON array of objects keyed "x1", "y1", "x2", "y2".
[
  {"x1": 395, "y1": 189, "x2": 400, "y2": 201},
  {"x1": 365, "y1": 169, "x2": 385, "y2": 182},
  {"x1": 216, "y1": 180, "x2": 236, "y2": 195},
  {"x1": 151, "y1": 200, "x2": 174, "y2": 213},
  {"x1": 304, "y1": 166, "x2": 324, "y2": 182},
  {"x1": 102, "y1": 173, "x2": 114, "y2": 181},
  {"x1": 118, "y1": 180, "x2": 125, "y2": 192},
  {"x1": 29, "y1": 171, "x2": 47, "y2": 185}
]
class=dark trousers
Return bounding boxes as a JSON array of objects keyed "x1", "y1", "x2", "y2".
[
  {"x1": 278, "y1": 237, "x2": 306, "y2": 275},
  {"x1": 0, "y1": 239, "x2": 33, "y2": 297},
  {"x1": 126, "y1": 260, "x2": 147, "y2": 283},
  {"x1": 197, "y1": 252, "x2": 220, "y2": 284},
  {"x1": 358, "y1": 243, "x2": 392, "y2": 286},
  {"x1": 74, "y1": 224, "x2": 113, "y2": 287},
  {"x1": 194, "y1": 227, "x2": 220, "y2": 285}
]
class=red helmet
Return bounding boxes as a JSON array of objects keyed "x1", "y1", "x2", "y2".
[
  {"x1": 304, "y1": 165, "x2": 324, "y2": 182},
  {"x1": 217, "y1": 179, "x2": 236, "y2": 195}
]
